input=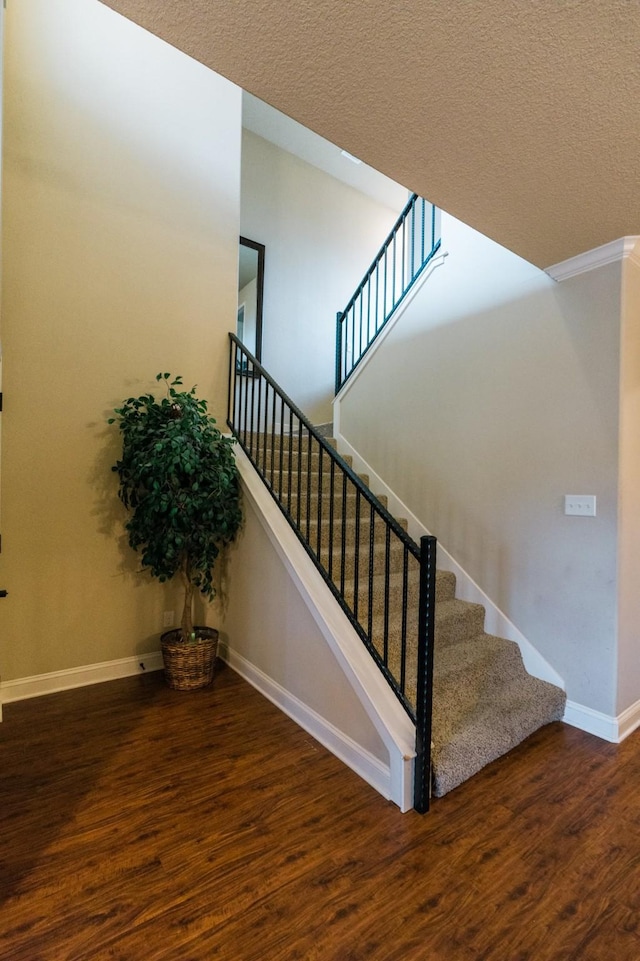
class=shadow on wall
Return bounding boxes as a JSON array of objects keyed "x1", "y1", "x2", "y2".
[{"x1": 337, "y1": 269, "x2": 620, "y2": 706}]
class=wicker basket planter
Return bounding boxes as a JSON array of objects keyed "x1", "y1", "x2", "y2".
[{"x1": 160, "y1": 626, "x2": 219, "y2": 691}]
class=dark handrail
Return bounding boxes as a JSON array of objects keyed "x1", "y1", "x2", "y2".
[
  {"x1": 335, "y1": 194, "x2": 441, "y2": 393},
  {"x1": 228, "y1": 333, "x2": 436, "y2": 811}
]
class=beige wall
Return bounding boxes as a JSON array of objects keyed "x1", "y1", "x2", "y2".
[
  {"x1": 338, "y1": 213, "x2": 623, "y2": 716},
  {"x1": 223, "y1": 491, "x2": 388, "y2": 762},
  {"x1": 0, "y1": 0, "x2": 241, "y2": 681},
  {"x1": 617, "y1": 249, "x2": 640, "y2": 715},
  {"x1": 240, "y1": 129, "x2": 402, "y2": 424}
]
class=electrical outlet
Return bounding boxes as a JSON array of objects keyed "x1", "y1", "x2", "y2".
[
  {"x1": 564, "y1": 495, "x2": 596, "y2": 516},
  {"x1": 163, "y1": 610, "x2": 174, "y2": 627}
]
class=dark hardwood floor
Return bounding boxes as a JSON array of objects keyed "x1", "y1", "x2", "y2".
[{"x1": 1, "y1": 663, "x2": 638, "y2": 960}]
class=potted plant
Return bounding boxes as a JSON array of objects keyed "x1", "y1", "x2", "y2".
[{"x1": 109, "y1": 373, "x2": 242, "y2": 690}]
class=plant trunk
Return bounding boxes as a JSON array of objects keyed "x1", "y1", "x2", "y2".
[{"x1": 180, "y1": 560, "x2": 194, "y2": 642}]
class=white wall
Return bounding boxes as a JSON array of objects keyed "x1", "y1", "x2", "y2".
[
  {"x1": 240, "y1": 129, "x2": 404, "y2": 424},
  {"x1": 617, "y1": 248, "x2": 640, "y2": 716},
  {"x1": 0, "y1": 0, "x2": 241, "y2": 682},
  {"x1": 338, "y1": 213, "x2": 622, "y2": 716},
  {"x1": 223, "y1": 493, "x2": 388, "y2": 762}
]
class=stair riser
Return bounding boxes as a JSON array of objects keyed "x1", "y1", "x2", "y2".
[
  {"x1": 267, "y1": 470, "x2": 369, "y2": 495},
  {"x1": 303, "y1": 514, "x2": 409, "y2": 540},
  {"x1": 261, "y1": 434, "x2": 337, "y2": 452},
  {"x1": 435, "y1": 604, "x2": 486, "y2": 648},
  {"x1": 278, "y1": 487, "x2": 388, "y2": 516},
  {"x1": 261, "y1": 450, "x2": 353, "y2": 473},
  {"x1": 341, "y1": 569, "x2": 454, "y2": 618},
  {"x1": 313, "y1": 540, "x2": 411, "y2": 579}
]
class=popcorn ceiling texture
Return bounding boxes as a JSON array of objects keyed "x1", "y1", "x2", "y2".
[{"x1": 100, "y1": 0, "x2": 640, "y2": 268}]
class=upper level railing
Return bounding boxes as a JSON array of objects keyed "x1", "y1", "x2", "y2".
[
  {"x1": 335, "y1": 193, "x2": 441, "y2": 393},
  {"x1": 228, "y1": 333, "x2": 436, "y2": 812}
]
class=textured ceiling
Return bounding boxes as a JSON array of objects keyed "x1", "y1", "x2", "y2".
[{"x1": 99, "y1": 0, "x2": 640, "y2": 268}]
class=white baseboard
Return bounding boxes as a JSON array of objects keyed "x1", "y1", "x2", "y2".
[
  {"x1": 1, "y1": 651, "x2": 164, "y2": 706},
  {"x1": 563, "y1": 698, "x2": 640, "y2": 743},
  {"x1": 4, "y1": 640, "x2": 637, "y2": 763},
  {"x1": 618, "y1": 699, "x2": 640, "y2": 741},
  {"x1": 222, "y1": 644, "x2": 392, "y2": 802}
]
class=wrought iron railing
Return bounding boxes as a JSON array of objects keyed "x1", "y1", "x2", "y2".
[
  {"x1": 335, "y1": 193, "x2": 441, "y2": 393},
  {"x1": 228, "y1": 333, "x2": 436, "y2": 812}
]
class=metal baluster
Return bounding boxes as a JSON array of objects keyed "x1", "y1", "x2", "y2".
[
  {"x1": 400, "y1": 545, "x2": 409, "y2": 694},
  {"x1": 409, "y1": 194, "x2": 416, "y2": 280},
  {"x1": 383, "y1": 243, "x2": 389, "y2": 324},
  {"x1": 328, "y1": 458, "x2": 335, "y2": 581},
  {"x1": 296, "y1": 418, "x2": 303, "y2": 529},
  {"x1": 383, "y1": 525, "x2": 391, "y2": 666},
  {"x1": 249, "y1": 362, "x2": 256, "y2": 459},
  {"x1": 335, "y1": 312, "x2": 343, "y2": 393},
  {"x1": 255, "y1": 371, "x2": 263, "y2": 472},
  {"x1": 366, "y1": 271, "x2": 371, "y2": 347},
  {"x1": 287, "y1": 409, "x2": 293, "y2": 513},
  {"x1": 278, "y1": 396, "x2": 285, "y2": 501},
  {"x1": 262, "y1": 380, "x2": 270, "y2": 476},
  {"x1": 401, "y1": 215, "x2": 406, "y2": 295},
  {"x1": 367, "y1": 504, "x2": 375, "y2": 642},
  {"x1": 340, "y1": 471, "x2": 347, "y2": 597},
  {"x1": 270, "y1": 385, "x2": 277, "y2": 489},
  {"x1": 392, "y1": 231, "x2": 397, "y2": 311},
  {"x1": 241, "y1": 355, "x2": 248, "y2": 448},
  {"x1": 350, "y1": 305, "x2": 355, "y2": 382},
  {"x1": 305, "y1": 426, "x2": 312, "y2": 539},
  {"x1": 316, "y1": 441, "x2": 323, "y2": 560},
  {"x1": 358, "y1": 292, "x2": 364, "y2": 367},
  {"x1": 353, "y1": 489, "x2": 361, "y2": 622}
]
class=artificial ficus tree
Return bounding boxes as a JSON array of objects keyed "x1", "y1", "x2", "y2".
[{"x1": 110, "y1": 374, "x2": 242, "y2": 640}]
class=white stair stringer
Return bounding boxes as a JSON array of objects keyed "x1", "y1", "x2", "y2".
[{"x1": 223, "y1": 446, "x2": 417, "y2": 812}]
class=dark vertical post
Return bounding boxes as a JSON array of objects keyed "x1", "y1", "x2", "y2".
[
  {"x1": 249, "y1": 360, "x2": 256, "y2": 458},
  {"x1": 227, "y1": 334, "x2": 234, "y2": 429},
  {"x1": 408, "y1": 196, "x2": 415, "y2": 280},
  {"x1": 241, "y1": 351, "x2": 248, "y2": 447},
  {"x1": 335, "y1": 312, "x2": 343, "y2": 394},
  {"x1": 414, "y1": 534, "x2": 437, "y2": 814}
]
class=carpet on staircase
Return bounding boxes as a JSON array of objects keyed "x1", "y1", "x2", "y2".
[{"x1": 263, "y1": 431, "x2": 566, "y2": 797}]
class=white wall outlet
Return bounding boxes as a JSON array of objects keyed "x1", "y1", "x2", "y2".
[
  {"x1": 163, "y1": 610, "x2": 174, "y2": 627},
  {"x1": 564, "y1": 495, "x2": 596, "y2": 516}
]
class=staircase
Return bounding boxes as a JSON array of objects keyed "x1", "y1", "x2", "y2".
[
  {"x1": 264, "y1": 430, "x2": 566, "y2": 798},
  {"x1": 228, "y1": 191, "x2": 565, "y2": 808}
]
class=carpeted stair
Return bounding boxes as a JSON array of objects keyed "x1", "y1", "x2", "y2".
[{"x1": 263, "y1": 433, "x2": 566, "y2": 798}]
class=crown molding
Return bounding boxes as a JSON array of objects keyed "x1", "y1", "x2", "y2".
[{"x1": 545, "y1": 236, "x2": 640, "y2": 281}]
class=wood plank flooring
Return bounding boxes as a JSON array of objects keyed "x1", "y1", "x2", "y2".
[{"x1": 1, "y1": 664, "x2": 638, "y2": 960}]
